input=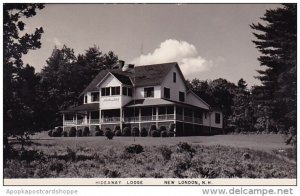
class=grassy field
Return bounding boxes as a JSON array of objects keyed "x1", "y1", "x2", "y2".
[{"x1": 4, "y1": 133, "x2": 296, "y2": 178}]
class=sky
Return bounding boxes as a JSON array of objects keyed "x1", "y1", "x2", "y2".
[{"x1": 21, "y1": 3, "x2": 282, "y2": 86}]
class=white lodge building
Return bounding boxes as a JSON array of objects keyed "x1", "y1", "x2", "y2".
[{"x1": 62, "y1": 61, "x2": 223, "y2": 136}]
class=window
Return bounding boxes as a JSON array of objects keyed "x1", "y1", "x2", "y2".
[
  {"x1": 84, "y1": 95, "x2": 87, "y2": 103},
  {"x1": 144, "y1": 87, "x2": 154, "y2": 98},
  {"x1": 122, "y1": 86, "x2": 133, "y2": 96},
  {"x1": 215, "y1": 113, "x2": 221, "y2": 124},
  {"x1": 122, "y1": 86, "x2": 127, "y2": 96},
  {"x1": 128, "y1": 87, "x2": 133, "y2": 96},
  {"x1": 164, "y1": 87, "x2": 170, "y2": 99},
  {"x1": 173, "y1": 72, "x2": 176, "y2": 83},
  {"x1": 101, "y1": 87, "x2": 110, "y2": 96},
  {"x1": 111, "y1": 86, "x2": 120, "y2": 95},
  {"x1": 91, "y1": 92, "x2": 99, "y2": 102},
  {"x1": 179, "y1": 91, "x2": 185, "y2": 102}
]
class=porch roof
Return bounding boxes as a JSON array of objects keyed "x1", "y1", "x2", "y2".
[
  {"x1": 124, "y1": 98, "x2": 209, "y2": 111},
  {"x1": 61, "y1": 103, "x2": 99, "y2": 113}
]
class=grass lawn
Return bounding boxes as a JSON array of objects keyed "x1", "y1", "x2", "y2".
[
  {"x1": 30, "y1": 131, "x2": 290, "y2": 153},
  {"x1": 4, "y1": 132, "x2": 296, "y2": 179}
]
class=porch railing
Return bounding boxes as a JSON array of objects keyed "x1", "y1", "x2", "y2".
[
  {"x1": 90, "y1": 119, "x2": 99, "y2": 124},
  {"x1": 101, "y1": 117, "x2": 121, "y2": 123},
  {"x1": 64, "y1": 114, "x2": 204, "y2": 125}
]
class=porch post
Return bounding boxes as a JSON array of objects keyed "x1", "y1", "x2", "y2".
[
  {"x1": 174, "y1": 105, "x2": 176, "y2": 121},
  {"x1": 75, "y1": 113, "x2": 78, "y2": 129},
  {"x1": 88, "y1": 112, "x2": 91, "y2": 130},
  {"x1": 138, "y1": 108, "x2": 141, "y2": 130},
  {"x1": 120, "y1": 108, "x2": 123, "y2": 130},
  {"x1": 62, "y1": 113, "x2": 65, "y2": 131},
  {"x1": 99, "y1": 109, "x2": 102, "y2": 129},
  {"x1": 174, "y1": 105, "x2": 176, "y2": 137},
  {"x1": 156, "y1": 107, "x2": 159, "y2": 128}
]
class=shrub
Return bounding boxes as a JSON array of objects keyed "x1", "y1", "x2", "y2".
[
  {"x1": 62, "y1": 130, "x2": 68, "y2": 137},
  {"x1": 48, "y1": 130, "x2": 53, "y2": 137},
  {"x1": 122, "y1": 127, "x2": 131, "y2": 136},
  {"x1": 125, "y1": 144, "x2": 144, "y2": 154},
  {"x1": 83, "y1": 127, "x2": 90, "y2": 136},
  {"x1": 94, "y1": 126, "x2": 103, "y2": 136},
  {"x1": 52, "y1": 129, "x2": 61, "y2": 137},
  {"x1": 149, "y1": 124, "x2": 157, "y2": 136},
  {"x1": 76, "y1": 129, "x2": 83, "y2": 137},
  {"x1": 149, "y1": 124, "x2": 157, "y2": 131},
  {"x1": 176, "y1": 142, "x2": 196, "y2": 158},
  {"x1": 159, "y1": 126, "x2": 167, "y2": 133},
  {"x1": 95, "y1": 130, "x2": 103, "y2": 136},
  {"x1": 114, "y1": 126, "x2": 121, "y2": 136},
  {"x1": 151, "y1": 130, "x2": 160, "y2": 137},
  {"x1": 140, "y1": 127, "x2": 148, "y2": 137},
  {"x1": 69, "y1": 127, "x2": 76, "y2": 137},
  {"x1": 56, "y1": 127, "x2": 63, "y2": 135},
  {"x1": 131, "y1": 127, "x2": 140, "y2": 137},
  {"x1": 168, "y1": 130, "x2": 175, "y2": 137},
  {"x1": 160, "y1": 130, "x2": 168, "y2": 137},
  {"x1": 105, "y1": 128, "x2": 114, "y2": 140},
  {"x1": 158, "y1": 145, "x2": 172, "y2": 161}
]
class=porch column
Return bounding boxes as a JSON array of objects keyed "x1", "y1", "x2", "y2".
[
  {"x1": 88, "y1": 112, "x2": 91, "y2": 130},
  {"x1": 138, "y1": 108, "x2": 141, "y2": 130},
  {"x1": 174, "y1": 105, "x2": 176, "y2": 137},
  {"x1": 85, "y1": 112, "x2": 88, "y2": 125},
  {"x1": 156, "y1": 106, "x2": 159, "y2": 127},
  {"x1": 120, "y1": 108, "x2": 123, "y2": 130},
  {"x1": 62, "y1": 113, "x2": 65, "y2": 131},
  {"x1": 174, "y1": 105, "x2": 176, "y2": 122},
  {"x1": 75, "y1": 113, "x2": 78, "y2": 129},
  {"x1": 99, "y1": 110, "x2": 102, "y2": 129}
]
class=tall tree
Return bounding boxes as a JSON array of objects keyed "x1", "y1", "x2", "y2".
[
  {"x1": 3, "y1": 4, "x2": 44, "y2": 135},
  {"x1": 188, "y1": 78, "x2": 237, "y2": 129},
  {"x1": 39, "y1": 45, "x2": 79, "y2": 128},
  {"x1": 250, "y1": 4, "x2": 297, "y2": 130},
  {"x1": 228, "y1": 79, "x2": 253, "y2": 133}
]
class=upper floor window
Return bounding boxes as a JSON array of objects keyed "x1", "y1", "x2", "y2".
[
  {"x1": 173, "y1": 72, "x2": 176, "y2": 83},
  {"x1": 101, "y1": 87, "x2": 110, "y2": 96},
  {"x1": 122, "y1": 86, "x2": 133, "y2": 97},
  {"x1": 91, "y1": 92, "x2": 99, "y2": 102},
  {"x1": 144, "y1": 87, "x2": 154, "y2": 98},
  {"x1": 215, "y1": 113, "x2": 221, "y2": 124},
  {"x1": 179, "y1": 91, "x2": 185, "y2": 102},
  {"x1": 128, "y1": 87, "x2": 133, "y2": 96},
  {"x1": 164, "y1": 87, "x2": 170, "y2": 99},
  {"x1": 84, "y1": 95, "x2": 87, "y2": 103},
  {"x1": 111, "y1": 86, "x2": 120, "y2": 96}
]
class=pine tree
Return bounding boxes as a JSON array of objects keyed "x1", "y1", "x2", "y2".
[{"x1": 250, "y1": 4, "x2": 296, "y2": 131}]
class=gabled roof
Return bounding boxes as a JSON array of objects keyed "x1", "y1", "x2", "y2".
[{"x1": 80, "y1": 62, "x2": 178, "y2": 96}]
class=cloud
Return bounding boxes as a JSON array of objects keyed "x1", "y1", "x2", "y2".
[{"x1": 131, "y1": 39, "x2": 214, "y2": 76}]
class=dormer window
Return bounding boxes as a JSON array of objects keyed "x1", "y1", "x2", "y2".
[
  {"x1": 173, "y1": 72, "x2": 176, "y2": 83},
  {"x1": 84, "y1": 95, "x2": 87, "y2": 103},
  {"x1": 111, "y1": 87, "x2": 120, "y2": 95},
  {"x1": 101, "y1": 87, "x2": 110, "y2": 96},
  {"x1": 91, "y1": 92, "x2": 99, "y2": 102},
  {"x1": 144, "y1": 87, "x2": 154, "y2": 98}
]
